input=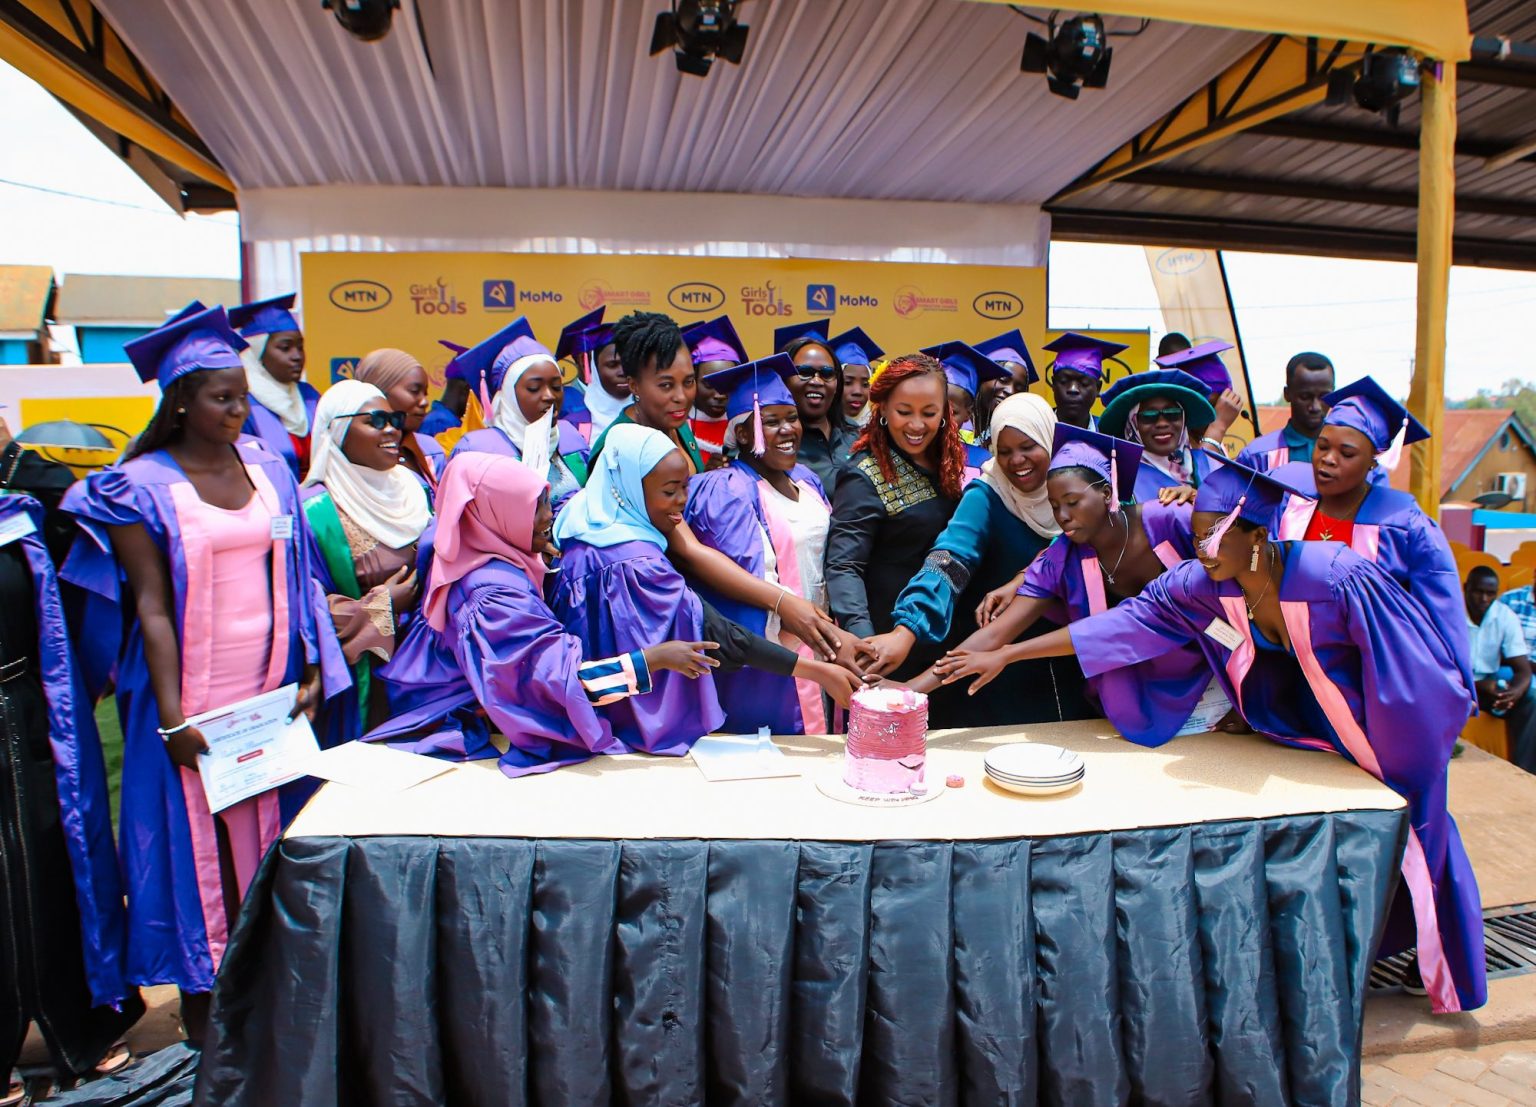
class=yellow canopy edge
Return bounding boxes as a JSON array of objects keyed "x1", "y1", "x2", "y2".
[{"x1": 970, "y1": 0, "x2": 1471, "y2": 62}]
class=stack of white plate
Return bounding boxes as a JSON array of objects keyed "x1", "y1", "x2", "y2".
[{"x1": 983, "y1": 743, "x2": 1085, "y2": 796}]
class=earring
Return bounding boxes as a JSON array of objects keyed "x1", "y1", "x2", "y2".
[
  {"x1": 879, "y1": 416, "x2": 887, "y2": 427},
  {"x1": 1249, "y1": 545, "x2": 1261, "y2": 572},
  {"x1": 176, "y1": 407, "x2": 186, "y2": 415}
]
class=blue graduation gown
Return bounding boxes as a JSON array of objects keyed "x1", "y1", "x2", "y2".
[
  {"x1": 1068, "y1": 541, "x2": 1485, "y2": 1014},
  {"x1": 1131, "y1": 448, "x2": 1218, "y2": 502},
  {"x1": 241, "y1": 382, "x2": 320, "y2": 480},
  {"x1": 684, "y1": 460, "x2": 828, "y2": 734}
]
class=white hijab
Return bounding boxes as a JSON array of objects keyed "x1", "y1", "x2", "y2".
[
  {"x1": 583, "y1": 376, "x2": 634, "y2": 437},
  {"x1": 303, "y1": 380, "x2": 431, "y2": 549},
  {"x1": 241, "y1": 334, "x2": 310, "y2": 436},
  {"x1": 491, "y1": 352, "x2": 563, "y2": 477},
  {"x1": 980, "y1": 393, "x2": 1061, "y2": 540}
]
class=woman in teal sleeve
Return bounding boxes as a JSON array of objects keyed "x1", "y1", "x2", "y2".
[{"x1": 859, "y1": 393, "x2": 1092, "y2": 726}]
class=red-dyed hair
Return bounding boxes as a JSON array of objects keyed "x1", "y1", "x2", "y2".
[{"x1": 851, "y1": 352, "x2": 967, "y2": 501}]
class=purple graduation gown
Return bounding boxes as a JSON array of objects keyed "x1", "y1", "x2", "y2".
[
  {"x1": 550, "y1": 539, "x2": 723, "y2": 755},
  {"x1": 1131, "y1": 448, "x2": 1218, "y2": 502},
  {"x1": 414, "y1": 431, "x2": 446, "y2": 484},
  {"x1": 1069, "y1": 542, "x2": 1485, "y2": 1014},
  {"x1": 241, "y1": 382, "x2": 321, "y2": 480},
  {"x1": 1018, "y1": 501, "x2": 1215, "y2": 745},
  {"x1": 3, "y1": 495, "x2": 132, "y2": 1008},
  {"x1": 365, "y1": 561, "x2": 623, "y2": 775},
  {"x1": 1272, "y1": 462, "x2": 1475, "y2": 693},
  {"x1": 684, "y1": 459, "x2": 828, "y2": 734},
  {"x1": 449, "y1": 423, "x2": 590, "y2": 512},
  {"x1": 61, "y1": 437, "x2": 349, "y2": 993}
]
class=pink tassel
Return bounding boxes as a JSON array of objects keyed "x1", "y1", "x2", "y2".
[
  {"x1": 1200, "y1": 496, "x2": 1245, "y2": 559},
  {"x1": 580, "y1": 351, "x2": 590, "y2": 383},
  {"x1": 478, "y1": 371, "x2": 493, "y2": 423},
  {"x1": 1109, "y1": 445, "x2": 1119, "y2": 503},
  {"x1": 751, "y1": 393, "x2": 767, "y2": 456},
  {"x1": 1377, "y1": 420, "x2": 1408, "y2": 476}
]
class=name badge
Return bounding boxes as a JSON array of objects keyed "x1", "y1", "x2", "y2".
[
  {"x1": 270, "y1": 515, "x2": 295, "y2": 541},
  {"x1": 1204, "y1": 617, "x2": 1244, "y2": 651},
  {"x1": 0, "y1": 512, "x2": 36, "y2": 548}
]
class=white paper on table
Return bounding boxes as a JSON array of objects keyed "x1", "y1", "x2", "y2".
[
  {"x1": 1175, "y1": 677, "x2": 1235, "y2": 737},
  {"x1": 304, "y1": 740, "x2": 455, "y2": 793},
  {"x1": 191, "y1": 684, "x2": 321, "y2": 814},
  {"x1": 689, "y1": 733, "x2": 801, "y2": 782}
]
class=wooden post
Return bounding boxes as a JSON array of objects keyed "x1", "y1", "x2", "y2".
[{"x1": 1409, "y1": 59, "x2": 1456, "y2": 519}]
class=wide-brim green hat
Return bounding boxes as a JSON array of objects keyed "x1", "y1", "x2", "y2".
[{"x1": 1097, "y1": 368, "x2": 1218, "y2": 439}]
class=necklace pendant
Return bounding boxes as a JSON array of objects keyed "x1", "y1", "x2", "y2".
[{"x1": 1319, "y1": 528, "x2": 1332, "y2": 541}]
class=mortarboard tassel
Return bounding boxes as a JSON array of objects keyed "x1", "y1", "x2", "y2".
[
  {"x1": 1377, "y1": 419, "x2": 1409, "y2": 476},
  {"x1": 1109, "y1": 445, "x2": 1119, "y2": 505},
  {"x1": 478, "y1": 370, "x2": 494, "y2": 426},
  {"x1": 1200, "y1": 494, "x2": 1246, "y2": 559},
  {"x1": 751, "y1": 392, "x2": 767, "y2": 457}
]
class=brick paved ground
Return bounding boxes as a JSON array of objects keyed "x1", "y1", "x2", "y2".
[{"x1": 1364, "y1": 1042, "x2": 1536, "y2": 1106}]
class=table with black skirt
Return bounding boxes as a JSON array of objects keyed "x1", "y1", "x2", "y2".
[{"x1": 194, "y1": 721, "x2": 1407, "y2": 1106}]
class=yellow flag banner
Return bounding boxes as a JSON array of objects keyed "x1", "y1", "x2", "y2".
[{"x1": 1142, "y1": 246, "x2": 1258, "y2": 454}]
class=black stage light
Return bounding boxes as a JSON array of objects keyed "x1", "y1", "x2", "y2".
[
  {"x1": 650, "y1": 0, "x2": 750, "y2": 77},
  {"x1": 321, "y1": 0, "x2": 400, "y2": 42},
  {"x1": 1021, "y1": 13, "x2": 1112, "y2": 100},
  {"x1": 1326, "y1": 48, "x2": 1422, "y2": 127}
]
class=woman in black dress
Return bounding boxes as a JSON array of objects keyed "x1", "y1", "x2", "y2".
[{"x1": 826, "y1": 352, "x2": 966, "y2": 681}]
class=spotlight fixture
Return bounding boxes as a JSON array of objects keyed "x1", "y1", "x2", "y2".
[
  {"x1": 321, "y1": 0, "x2": 400, "y2": 43},
  {"x1": 650, "y1": 0, "x2": 750, "y2": 78},
  {"x1": 1021, "y1": 13, "x2": 1112, "y2": 100},
  {"x1": 1327, "y1": 48, "x2": 1422, "y2": 127}
]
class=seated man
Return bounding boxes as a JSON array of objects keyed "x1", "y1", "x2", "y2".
[{"x1": 1465, "y1": 565, "x2": 1536, "y2": 771}]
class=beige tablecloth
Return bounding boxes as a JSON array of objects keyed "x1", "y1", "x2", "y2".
[{"x1": 288, "y1": 719, "x2": 1404, "y2": 842}]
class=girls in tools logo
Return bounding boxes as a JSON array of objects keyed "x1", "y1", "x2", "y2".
[
  {"x1": 410, "y1": 278, "x2": 468, "y2": 315},
  {"x1": 740, "y1": 280, "x2": 793, "y2": 317}
]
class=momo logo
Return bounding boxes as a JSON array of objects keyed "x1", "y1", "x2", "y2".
[
  {"x1": 893, "y1": 285, "x2": 959, "y2": 319},
  {"x1": 410, "y1": 278, "x2": 468, "y2": 316},
  {"x1": 973, "y1": 291, "x2": 1024, "y2": 320},
  {"x1": 579, "y1": 280, "x2": 651, "y2": 311},
  {"x1": 330, "y1": 357, "x2": 360, "y2": 382},
  {"x1": 740, "y1": 281, "x2": 793, "y2": 318},
  {"x1": 483, "y1": 280, "x2": 515, "y2": 310},
  {"x1": 1154, "y1": 248, "x2": 1207, "y2": 277},
  {"x1": 806, "y1": 284, "x2": 836, "y2": 314},
  {"x1": 328, "y1": 280, "x2": 391, "y2": 313},
  {"x1": 668, "y1": 282, "x2": 726, "y2": 313}
]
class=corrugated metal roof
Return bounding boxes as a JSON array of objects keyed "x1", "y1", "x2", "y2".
[{"x1": 0, "y1": 266, "x2": 56, "y2": 334}]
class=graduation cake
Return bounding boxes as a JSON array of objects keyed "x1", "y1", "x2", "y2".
[{"x1": 844, "y1": 687, "x2": 928, "y2": 794}]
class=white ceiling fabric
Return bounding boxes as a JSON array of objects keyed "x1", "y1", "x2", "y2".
[{"x1": 95, "y1": 0, "x2": 1255, "y2": 284}]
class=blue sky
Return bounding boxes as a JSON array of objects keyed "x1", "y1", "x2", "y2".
[{"x1": 3, "y1": 59, "x2": 1532, "y2": 404}]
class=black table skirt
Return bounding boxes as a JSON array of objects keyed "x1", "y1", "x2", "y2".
[{"x1": 195, "y1": 809, "x2": 1405, "y2": 1107}]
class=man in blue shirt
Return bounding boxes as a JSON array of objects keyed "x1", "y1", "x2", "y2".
[{"x1": 1467, "y1": 565, "x2": 1536, "y2": 771}]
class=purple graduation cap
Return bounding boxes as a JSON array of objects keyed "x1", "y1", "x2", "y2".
[
  {"x1": 682, "y1": 315, "x2": 748, "y2": 367},
  {"x1": 1050, "y1": 421, "x2": 1143, "y2": 505},
  {"x1": 921, "y1": 340, "x2": 1009, "y2": 398},
  {"x1": 445, "y1": 316, "x2": 548, "y2": 412},
  {"x1": 1156, "y1": 339, "x2": 1234, "y2": 395},
  {"x1": 124, "y1": 305, "x2": 247, "y2": 387},
  {"x1": 228, "y1": 292, "x2": 301, "y2": 338},
  {"x1": 975, "y1": 329, "x2": 1039, "y2": 385},
  {"x1": 830, "y1": 326, "x2": 883, "y2": 368},
  {"x1": 1043, "y1": 332, "x2": 1129, "y2": 382},
  {"x1": 165, "y1": 299, "x2": 209, "y2": 323},
  {"x1": 1322, "y1": 375, "x2": 1431, "y2": 453},
  {"x1": 773, "y1": 319, "x2": 831, "y2": 352},
  {"x1": 555, "y1": 307, "x2": 606, "y2": 362},
  {"x1": 1192, "y1": 451, "x2": 1315, "y2": 556},
  {"x1": 702, "y1": 354, "x2": 797, "y2": 456},
  {"x1": 438, "y1": 339, "x2": 469, "y2": 356}
]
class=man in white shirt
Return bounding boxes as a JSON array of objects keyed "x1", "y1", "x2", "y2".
[{"x1": 1465, "y1": 565, "x2": 1536, "y2": 771}]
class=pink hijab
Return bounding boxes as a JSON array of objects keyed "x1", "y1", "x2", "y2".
[{"x1": 423, "y1": 453, "x2": 549, "y2": 631}]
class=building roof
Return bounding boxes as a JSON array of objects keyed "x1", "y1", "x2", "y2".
[
  {"x1": 55, "y1": 274, "x2": 241, "y2": 326},
  {"x1": 1255, "y1": 404, "x2": 1536, "y2": 498},
  {"x1": 0, "y1": 265, "x2": 56, "y2": 334}
]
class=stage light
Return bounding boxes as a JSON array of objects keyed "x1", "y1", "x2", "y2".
[
  {"x1": 1327, "y1": 48, "x2": 1422, "y2": 127},
  {"x1": 1021, "y1": 13, "x2": 1112, "y2": 100},
  {"x1": 321, "y1": 0, "x2": 400, "y2": 42},
  {"x1": 650, "y1": 1, "x2": 750, "y2": 78}
]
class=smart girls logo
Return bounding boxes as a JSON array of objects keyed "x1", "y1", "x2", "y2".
[
  {"x1": 410, "y1": 278, "x2": 469, "y2": 316},
  {"x1": 578, "y1": 280, "x2": 651, "y2": 311},
  {"x1": 892, "y1": 285, "x2": 958, "y2": 318},
  {"x1": 740, "y1": 281, "x2": 793, "y2": 318}
]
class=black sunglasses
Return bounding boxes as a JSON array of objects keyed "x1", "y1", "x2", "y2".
[
  {"x1": 333, "y1": 409, "x2": 407, "y2": 431},
  {"x1": 1134, "y1": 406, "x2": 1185, "y2": 424},
  {"x1": 793, "y1": 364, "x2": 839, "y2": 382}
]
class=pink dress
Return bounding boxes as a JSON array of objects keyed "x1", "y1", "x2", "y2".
[{"x1": 180, "y1": 491, "x2": 278, "y2": 899}]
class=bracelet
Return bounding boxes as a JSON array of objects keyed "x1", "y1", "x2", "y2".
[
  {"x1": 1200, "y1": 436, "x2": 1230, "y2": 456},
  {"x1": 157, "y1": 721, "x2": 191, "y2": 740},
  {"x1": 772, "y1": 590, "x2": 787, "y2": 615}
]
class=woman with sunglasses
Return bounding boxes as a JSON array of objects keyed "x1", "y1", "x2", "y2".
[
  {"x1": 826, "y1": 353, "x2": 967, "y2": 680},
  {"x1": 301, "y1": 380, "x2": 433, "y2": 740},
  {"x1": 447, "y1": 317, "x2": 591, "y2": 513},
  {"x1": 777, "y1": 321, "x2": 856, "y2": 495},
  {"x1": 62, "y1": 306, "x2": 345, "y2": 1045},
  {"x1": 354, "y1": 347, "x2": 447, "y2": 493},
  {"x1": 1097, "y1": 367, "x2": 1220, "y2": 501}
]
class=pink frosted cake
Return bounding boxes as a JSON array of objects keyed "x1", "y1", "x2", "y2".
[{"x1": 844, "y1": 687, "x2": 928, "y2": 793}]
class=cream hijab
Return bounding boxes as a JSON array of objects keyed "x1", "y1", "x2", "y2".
[
  {"x1": 980, "y1": 393, "x2": 1061, "y2": 540},
  {"x1": 303, "y1": 380, "x2": 431, "y2": 549},
  {"x1": 490, "y1": 352, "x2": 563, "y2": 477},
  {"x1": 240, "y1": 334, "x2": 311, "y2": 436}
]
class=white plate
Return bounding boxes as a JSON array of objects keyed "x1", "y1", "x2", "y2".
[
  {"x1": 985, "y1": 770, "x2": 1084, "y2": 787},
  {"x1": 984, "y1": 743, "x2": 1084, "y2": 780},
  {"x1": 986, "y1": 775, "x2": 1084, "y2": 797}
]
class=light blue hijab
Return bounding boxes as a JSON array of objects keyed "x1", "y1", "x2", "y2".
[{"x1": 553, "y1": 424, "x2": 681, "y2": 551}]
